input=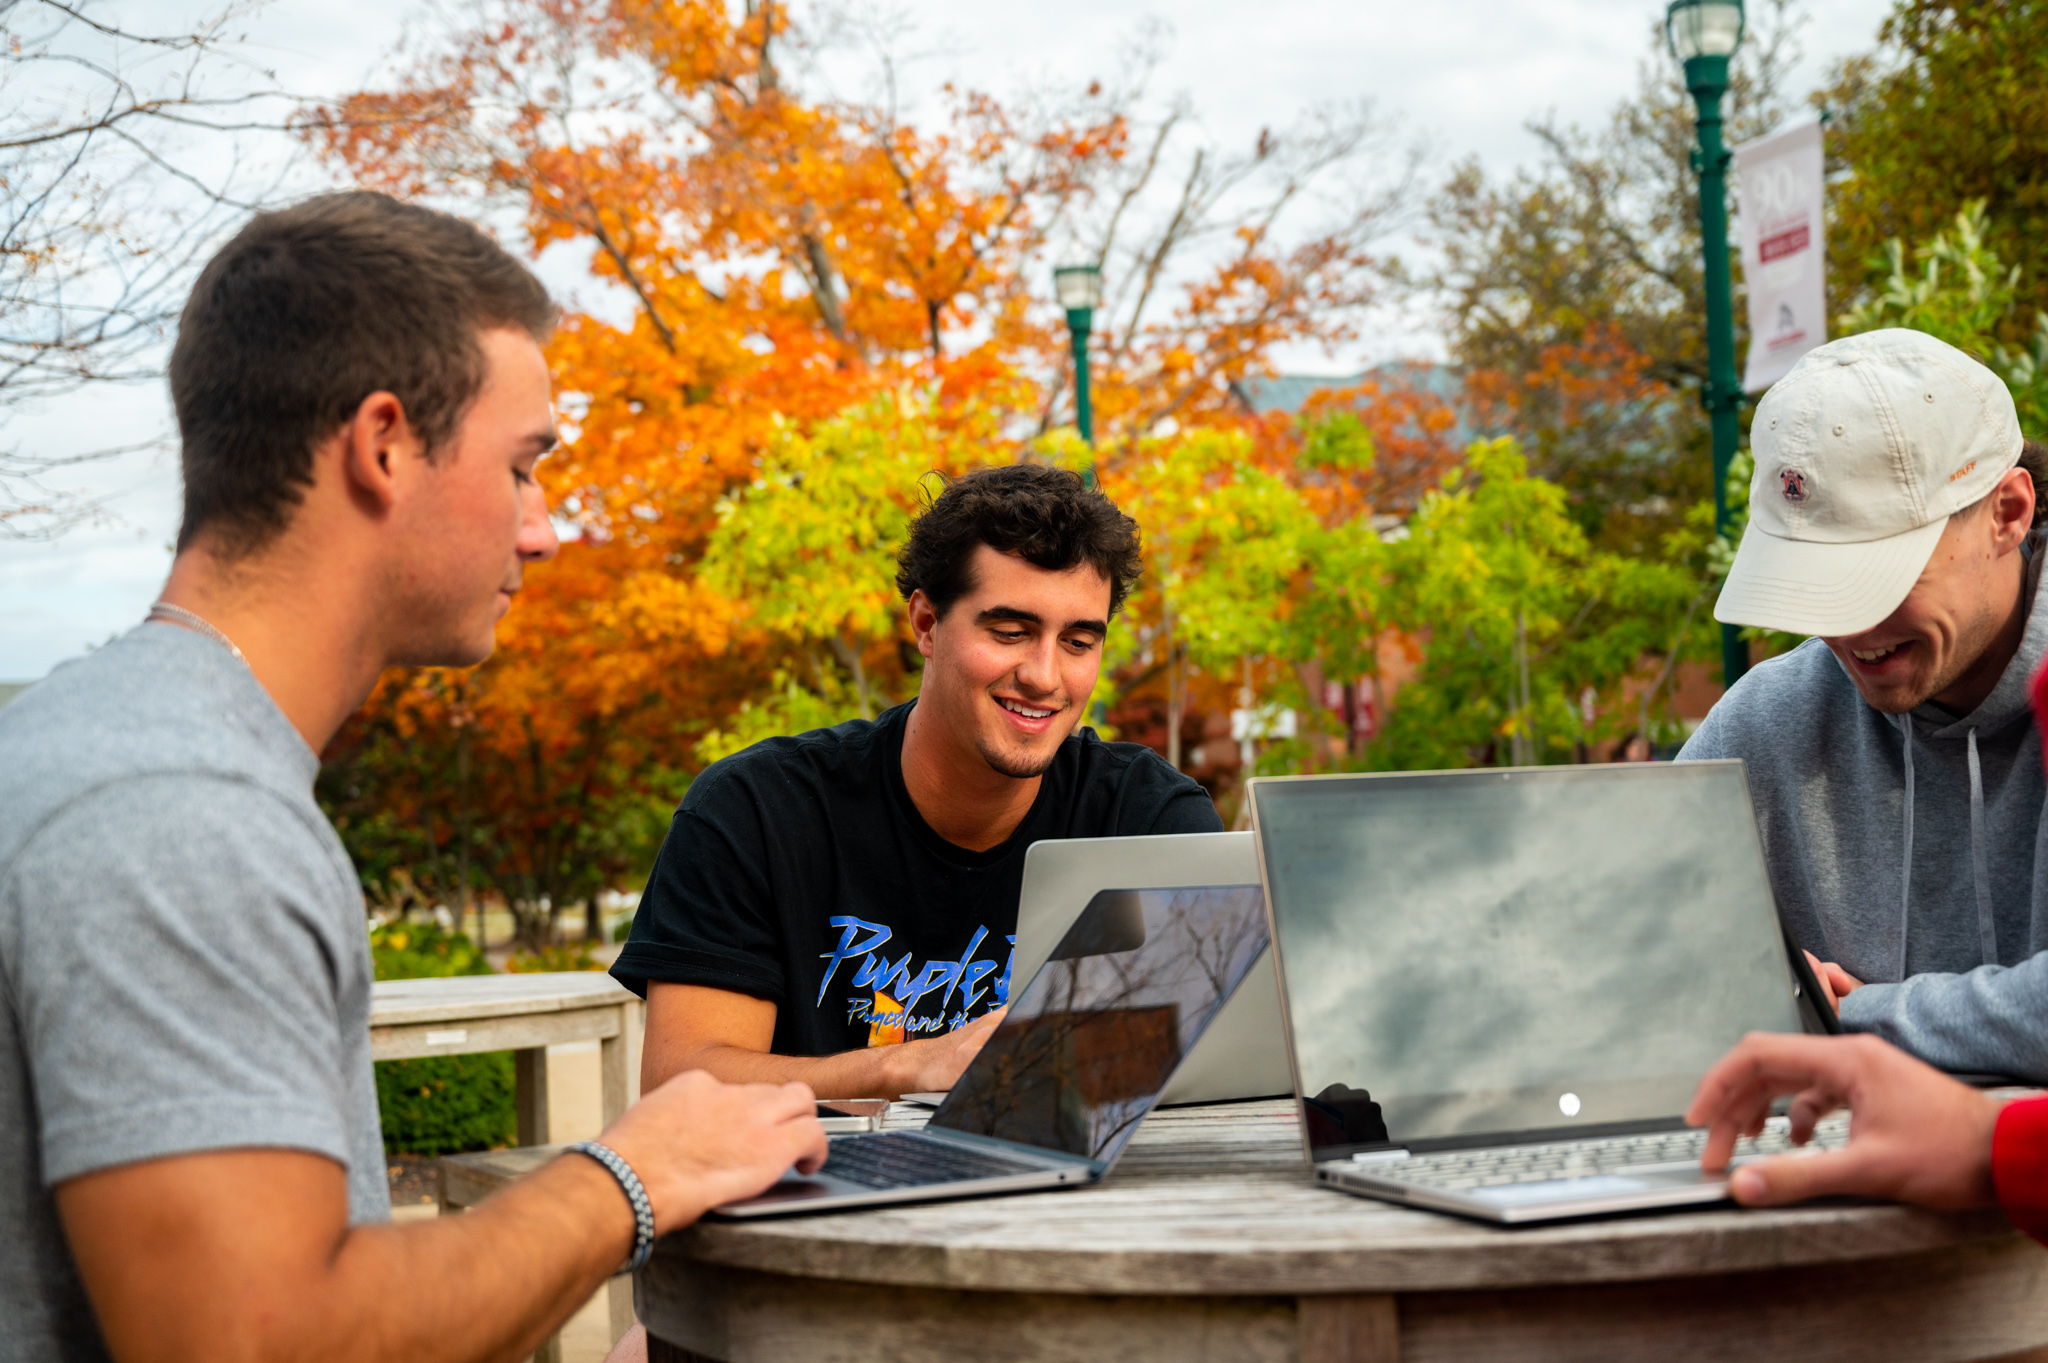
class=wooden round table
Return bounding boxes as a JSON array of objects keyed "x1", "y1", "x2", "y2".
[{"x1": 636, "y1": 1099, "x2": 2048, "y2": 1363}]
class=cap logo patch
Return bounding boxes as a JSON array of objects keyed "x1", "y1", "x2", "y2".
[
  {"x1": 1950, "y1": 459, "x2": 1977, "y2": 482},
  {"x1": 1780, "y1": 468, "x2": 1810, "y2": 503}
]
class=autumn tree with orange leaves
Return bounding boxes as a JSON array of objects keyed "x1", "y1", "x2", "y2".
[{"x1": 307, "y1": 0, "x2": 1419, "y2": 942}]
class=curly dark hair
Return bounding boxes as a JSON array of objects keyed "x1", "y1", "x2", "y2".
[{"x1": 895, "y1": 464, "x2": 1143, "y2": 619}]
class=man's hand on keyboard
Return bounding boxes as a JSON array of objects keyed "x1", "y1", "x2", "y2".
[
  {"x1": 602, "y1": 1072, "x2": 829, "y2": 1229},
  {"x1": 1685, "y1": 1032, "x2": 2000, "y2": 1211},
  {"x1": 884, "y1": 1006, "x2": 1007, "y2": 1096}
]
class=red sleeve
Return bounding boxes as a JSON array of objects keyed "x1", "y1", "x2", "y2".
[{"x1": 1992, "y1": 1096, "x2": 2048, "y2": 1244}]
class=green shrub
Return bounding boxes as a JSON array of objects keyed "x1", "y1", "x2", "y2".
[
  {"x1": 506, "y1": 940, "x2": 601, "y2": 973},
  {"x1": 368, "y1": 918, "x2": 514, "y2": 1155},
  {"x1": 374, "y1": 1051, "x2": 517, "y2": 1156},
  {"x1": 369, "y1": 920, "x2": 492, "y2": 981}
]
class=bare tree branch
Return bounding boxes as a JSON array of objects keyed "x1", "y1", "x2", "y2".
[{"x1": 1, "y1": 0, "x2": 300, "y2": 533}]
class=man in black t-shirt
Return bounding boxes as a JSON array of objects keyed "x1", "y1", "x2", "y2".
[{"x1": 612, "y1": 464, "x2": 1222, "y2": 1098}]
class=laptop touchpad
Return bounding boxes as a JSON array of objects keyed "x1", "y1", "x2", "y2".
[{"x1": 1472, "y1": 1167, "x2": 1724, "y2": 1205}]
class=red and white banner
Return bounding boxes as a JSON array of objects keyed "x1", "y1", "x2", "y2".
[{"x1": 1734, "y1": 120, "x2": 1827, "y2": 392}]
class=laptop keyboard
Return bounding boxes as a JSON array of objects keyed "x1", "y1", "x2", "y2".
[
  {"x1": 821, "y1": 1131, "x2": 1049, "y2": 1190},
  {"x1": 1359, "y1": 1115, "x2": 1852, "y2": 1191}
]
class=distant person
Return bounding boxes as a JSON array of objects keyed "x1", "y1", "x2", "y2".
[
  {"x1": 614, "y1": 465, "x2": 1224, "y2": 1099},
  {"x1": 1618, "y1": 731, "x2": 1654, "y2": 763},
  {"x1": 0, "y1": 192, "x2": 825, "y2": 1362},
  {"x1": 1681, "y1": 329, "x2": 2048, "y2": 1081}
]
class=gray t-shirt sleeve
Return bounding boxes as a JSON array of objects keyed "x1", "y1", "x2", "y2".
[{"x1": 6, "y1": 774, "x2": 367, "y2": 1185}]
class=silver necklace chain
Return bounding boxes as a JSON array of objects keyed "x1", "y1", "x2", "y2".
[{"x1": 146, "y1": 600, "x2": 247, "y2": 664}]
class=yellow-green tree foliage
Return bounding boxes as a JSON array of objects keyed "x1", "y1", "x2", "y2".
[
  {"x1": 1372, "y1": 440, "x2": 1711, "y2": 770},
  {"x1": 1822, "y1": 0, "x2": 2048, "y2": 345},
  {"x1": 699, "y1": 392, "x2": 989, "y2": 726},
  {"x1": 1109, "y1": 428, "x2": 1714, "y2": 771},
  {"x1": 1837, "y1": 202, "x2": 2048, "y2": 433}
]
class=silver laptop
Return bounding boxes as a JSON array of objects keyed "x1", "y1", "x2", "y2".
[
  {"x1": 1250, "y1": 761, "x2": 1846, "y2": 1225},
  {"x1": 1013, "y1": 832, "x2": 1293, "y2": 1106},
  {"x1": 715, "y1": 882, "x2": 1271, "y2": 1217}
]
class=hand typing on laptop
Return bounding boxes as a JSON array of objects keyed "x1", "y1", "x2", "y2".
[
  {"x1": 1252, "y1": 761, "x2": 1831, "y2": 1224},
  {"x1": 716, "y1": 885, "x2": 1271, "y2": 1217},
  {"x1": 640, "y1": 986, "x2": 1008, "y2": 1103},
  {"x1": 1686, "y1": 1032, "x2": 2000, "y2": 1210}
]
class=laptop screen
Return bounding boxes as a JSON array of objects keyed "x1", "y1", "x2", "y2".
[
  {"x1": 1251, "y1": 762, "x2": 1804, "y2": 1159},
  {"x1": 929, "y1": 884, "x2": 1269, "y2": 1162}
]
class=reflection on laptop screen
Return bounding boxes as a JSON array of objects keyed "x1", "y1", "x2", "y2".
[
  {"x1": 930, "y1": 885, "x2": 1268, "y2": 1161},
  {"x1": 1252, "y1": 763, "x2": 1803, "y2": 1156}
]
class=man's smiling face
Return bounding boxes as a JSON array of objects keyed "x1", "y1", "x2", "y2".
[
  {"x1": 1819, "y1": 469, "x2": 2034, "y2": 716},
  {"x1": 911, "y1": 543, "x2": 1112, "y2": 780}
]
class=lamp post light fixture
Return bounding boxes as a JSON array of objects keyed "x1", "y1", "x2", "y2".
[
  {"x1": 1667, "y1": 0, "x2": 1750, "y2": 689},
  {"x1": 1053, "y1": 263, "x2": 1103, "y2": 462}
]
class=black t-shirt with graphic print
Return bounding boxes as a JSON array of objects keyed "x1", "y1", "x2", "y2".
[{"x1": 610, "y1": 701, "x2": 1223, "y2": 1057}]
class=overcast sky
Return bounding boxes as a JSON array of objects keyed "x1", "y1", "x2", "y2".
[{"x1": 0, "y1": 0, "x2": 1893, "y2": 681}]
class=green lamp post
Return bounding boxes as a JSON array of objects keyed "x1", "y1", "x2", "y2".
[
  {"x1": 1667, "y1": 0, "x2": 1750, "y2": 689},
  {"x1": 1054, "y1": 263, "x2": 1103, "y2": 479}
]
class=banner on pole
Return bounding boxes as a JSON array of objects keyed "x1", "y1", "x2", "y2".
[{"x1": 1734, "y1": 120, "x2": 1827, "y2": 392}]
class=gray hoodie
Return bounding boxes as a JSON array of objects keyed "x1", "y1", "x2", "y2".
[{"x1": 1679, "y1": 557, "x2": 2048, "y2": 1081}]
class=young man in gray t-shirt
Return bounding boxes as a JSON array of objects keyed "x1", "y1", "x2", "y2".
[{"x1": 0, "y1": 193, "x2": 826, "y2": 1362}]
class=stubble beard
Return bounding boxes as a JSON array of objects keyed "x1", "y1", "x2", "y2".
[
  {"x1": 973, "y1": 699, "x2": 1071, "y2": 780},
  {"x1": 975, "y1": 734, "x2": 1061, "y2": 781},
  {"x1": 1842, "y1": 610, "x2": 2004, "y2": 716},
  {"x1": 388, "y1": 600, "x2": 498, "y2": 669}
]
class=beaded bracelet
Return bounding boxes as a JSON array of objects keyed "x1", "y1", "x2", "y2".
[{"x1": 566, "y1": 1140, "x2": 656, "y2": 1275}]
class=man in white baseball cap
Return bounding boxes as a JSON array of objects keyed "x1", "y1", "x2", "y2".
[{"x1": 1681, "y1": 327, "x2": 2048, "y2": 1081}]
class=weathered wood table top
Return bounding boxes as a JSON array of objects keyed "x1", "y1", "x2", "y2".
[
  {"x1": 369, "y1": 971, "x2": 636, "y2": 1028},
  {"x1": 638, "y1": 1098, "x2": 2048, "y2": 1363}
]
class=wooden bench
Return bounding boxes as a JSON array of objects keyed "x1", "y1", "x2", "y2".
[
  {"x1": 369, "y1": 972, "x2": 644, "y2": 1145},
  {"x1": 372, "y1": 973, "x2": 643, "y2": 1363}
]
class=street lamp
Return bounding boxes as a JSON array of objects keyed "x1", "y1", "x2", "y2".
[
  {"x1": 1054, "y1": 263, "x2": 1103, "y2": 464},
  {"x1": 1667, "y1": 0, "x2": 1750, "y2": 689}
]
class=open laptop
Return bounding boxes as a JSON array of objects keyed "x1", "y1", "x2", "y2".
[
  {"x1": 714, "y1": 881, "x2": 1271, "y2": 1218},
  {"x1": 1011, "y1": 832, "x2": 1293, "y2": 1106},
  {"x1": 1250, "y1": 760, "x2": 1848, "y2": 1225}
]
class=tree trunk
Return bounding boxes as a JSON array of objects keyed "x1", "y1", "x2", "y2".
[
  {"x1": 748, "y1": 0, "x2": 778, "y2": 91},
  {"x1": 828, "y1": 634, "x2": 873, "y2": 720},
  {"x1": 1365, "y1": 666, "x2": 1386, "y2": 763},
  {"x1": 801, "y1": 231, "x2": 848, "y2": 341},
  {"x1": 1512, "y1": 610, "x2": 1535, "y2": 766},
  {"x1": 1293, "y1": 657, "x2": 1327, "y2": 772},
  {"x1": 456, "y1": 723, "x2": 477, "y2": 946},
  {"x1": 1238, "y1": 655, "x2": 1256, "y2": 775},
  {"x1": 1164, "y1": 599, "x2": 1183, "y2": 770}
]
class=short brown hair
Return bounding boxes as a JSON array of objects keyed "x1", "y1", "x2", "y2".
[
  {"x1": 169, "y1": 191, "x2": 556, "y2": 554},
  {"x1": 2023, "y1": 438, "x2": 2048, "y2": 529},
  {"x1": 895, "y1": 464, "x2": 1143, "y2": 619}
]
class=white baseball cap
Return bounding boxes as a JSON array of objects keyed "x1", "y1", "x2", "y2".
[{"x1": 1714, "y1": 328, "x2": 2023, "y2": 638}]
